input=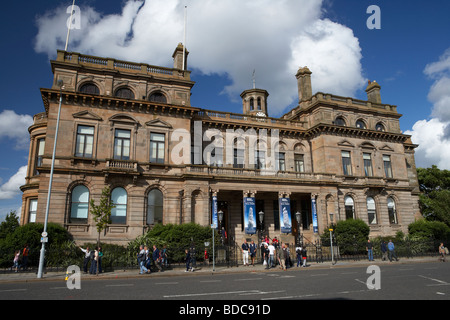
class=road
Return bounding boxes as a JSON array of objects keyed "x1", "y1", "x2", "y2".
[{"x1": 0, "y1": 261, "x2": 449, "y2": 302}]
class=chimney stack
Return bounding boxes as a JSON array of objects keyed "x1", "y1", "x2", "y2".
[
  {"x1": 365, "y1": 80, "x2": 381, "y2": 104},
  {"x1": 296, "y1": 67, "x2": 312, "y2": 102}
]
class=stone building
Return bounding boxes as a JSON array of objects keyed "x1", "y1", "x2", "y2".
[{"x1": 20, "y1": 44, "x2": 421, "y2": 246}]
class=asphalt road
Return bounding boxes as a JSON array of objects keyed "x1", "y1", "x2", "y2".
[{"x1": 1, "y1": 261, "x2": 449, "y2": 302}]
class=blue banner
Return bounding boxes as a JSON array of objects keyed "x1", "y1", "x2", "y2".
[
  {"x1": 244, "y1": 197, "x2": 257, "y2": 235},
  {"x1": 312, "y1": 198, "x2": 318, "y2": 233},
  {"x1": 279, "y1": 197, "x2": 292, "y2": 234},
  {"x1": 211, "y1": 195, "x2": 218, "y2": 229}
]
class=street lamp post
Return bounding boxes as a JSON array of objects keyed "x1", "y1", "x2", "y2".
[
  {"x1": 329, "y1": 212, "x2": 335, "y2": 265},
  {"x1": 37, "y1": 80, "x2": 64, "y2": 278}
]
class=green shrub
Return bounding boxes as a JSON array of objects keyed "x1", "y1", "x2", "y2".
[
  {"x1": 334, "y1": 219, "x2": 370, "y2": 255},
  {"x1": 408, "y1": 219, "x2": 450, "y2": 240}
]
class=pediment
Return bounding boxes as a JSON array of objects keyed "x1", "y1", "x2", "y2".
[
  {"x1": 337, "y1": 140, "x2": 355, "y2": 148},
  {"x1": 379, "y1": 144, "x2": 395, "y2": 152},
  {"x1": 72, "y1": 110, "x2": 103, "y2": 121},
  {"x1": 360, "y1": 141, "x2": 376, "y2": 150},
  {"x1": 108, "y1": 113, "x2": 139, "y2": 125},
  {"x1": 145, "y1": 119, "x2": 173, "y2": 129}
]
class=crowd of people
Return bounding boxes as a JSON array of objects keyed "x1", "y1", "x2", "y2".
[
  {"x1": 137, "y1": 245, "x2": 168, "y2": 274},
  {"x1": 241, "y1": 236, "x2": 308, "y2": 270}
]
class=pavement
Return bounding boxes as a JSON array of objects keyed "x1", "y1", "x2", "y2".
[{"x1": 0, "y1": 255, "x2": 444, "y2": 284}]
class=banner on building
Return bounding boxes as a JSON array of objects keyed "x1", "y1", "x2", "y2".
[
  {"x1": 243, "y1": 197, "x2": 257, "y2": 235},
  {"x1": 211, "y1": 195, "x2": 218, "y2": 229},
  {"x1": 312, "y1": 197, "x2": 318, "y2": 233},
  {"x1": 279, "y1": 197, "x2": 292, "y2": 234}
]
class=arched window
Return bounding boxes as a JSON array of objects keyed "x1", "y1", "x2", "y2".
[
  {"x1": 250, "y1": 98, "x2": 254, "y2": 111},
  {"x1": 356, "y1": 119, "x2": 366, "y2": 129},
  {"x1": 344, "y1": 195, "x2": 355, "y2": 220},
  {"x1": 111, "y1": 187, "x2": 127, "y2": 224},
  {"x1": 334, "y1": 117, "x2": 346, "y2": 126},
  {"x1": 79, "y1": 83, "x2": 100, "y2": 95},
  {"x1": 115, "y1": 87, "x2": 135, "y2": 99},
  {"x1": 149, "y1": 92, "x2": 167, "y2": 103},
  {"x1": 367, "y1": 197, "x2": 377, "y2": 225},
  {"x1": 70, "y1": 185, "x2": 89, "y2": 222},
  {"x1": 387, "y1": 197, "x2": 398, "y2": 224},
  {"x1": 147, "y1": 189, "x2": 163, "y2": 225},
  {"x1": 257, "y1": 97, "x2": 262, "y2": 110},
  {"x1": 375, "y1": 122, "x2": 385, "y2": 132}
]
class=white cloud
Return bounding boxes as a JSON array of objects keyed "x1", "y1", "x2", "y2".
[
  {"x1": 405, "y1": 119, "x2": 450, "y2": 170},
  {"x1": 0, "y1": 110, "x2": 33, "y2": 150},
  {"x1": 0, "y1": 166, "x2": 27, "y2": 200},
  {"x1": 405, "y1": 48, "x2": 450, "y2": 169},
  {"x1": 34, "y1": 0, "x2": 365, "y2": 116}
]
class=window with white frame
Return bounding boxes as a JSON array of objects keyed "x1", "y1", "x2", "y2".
[
  {"x1": 75, "y1": 125, "x2": 94, "y2": 158},
  {"x1": 367, "y1": 197, "x2": 377, "y2": 224},
  {"x1": 70, "y1": 185, "x2": 89, "y2": 222},
  {"x1": 111, "y1": 187, "x2": 127, "y2": 224}
]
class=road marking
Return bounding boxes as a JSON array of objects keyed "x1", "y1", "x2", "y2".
[
  {"x1": 419, "y1": 275, "x2": 449, "y2": 286},
  {"x1": 164, "y1": 290, "x2": 259, "y2": 298},
  {"x1": 0, "y1": 289, "x2": 27, "y2": 293},
  {"x1": 239, "y1": 290, "x2": 285, "y2": 296},
  {"x1": 263, "y1": 293, "x2": 320, "y2": 300}
]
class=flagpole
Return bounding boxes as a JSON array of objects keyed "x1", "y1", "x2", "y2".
[
  {"x1": 65, "y1": 0, "x2": 76, "y2": 51},
  {"x1": 182, "y1": 5, "x2": 187, "y2": 70}
]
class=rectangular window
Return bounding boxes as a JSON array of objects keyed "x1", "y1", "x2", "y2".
[
  {"x1": 255, "y1": 150, "x2": 265, "y2": 169},
  {"x1": 341, "y1": 151, "x2": 352, "y2": 176},
  {"x1": 34, "y1": 138, "x2": 45, "y2": 175},
  {"x1": 383, "y1": 155, "x2": 393, "y2": 178},
  {"x1": 29, "y1": 199, "x2": 37, "y2": 223},
  {"x1": 75, "y1": 125, "x2": 94, "y2": 158},
  {"x1": 363, "y1": 153, "x2": 373, "y2": 177},
  {"x1": 277, "y1": 152, "x2": 285, "y2": 171},
  {"x1": 150, "y1": 133, "x2": 165, "y2": 164},
  {"x1": 233, "y1": 148, "x2": 244, "y2": 168},
  {"x1": 114, "y1": 129, "x2": 131, "y2": 160},
  {"x1": 294, "y1": 154, "x2": 305, "y2": 173}
]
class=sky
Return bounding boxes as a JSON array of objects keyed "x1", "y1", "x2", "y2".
[{"x1": 0, "y1": 0, "x2": 449, "y2": 221}]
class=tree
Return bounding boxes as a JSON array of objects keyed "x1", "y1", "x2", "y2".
[
  {"x1": 0, "y1": 211, "x2": 20, "y2": 239},
  {"x1": 417, "y1": 165, "x2": 450, "y2": 226},
  {"x1": 90, "y1": 186, "x2": 115, "y2": 274}
]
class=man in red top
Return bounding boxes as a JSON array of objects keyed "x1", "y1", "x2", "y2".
[{"x1": 22, "y1": 244, "x2": 30, "y2": 271}]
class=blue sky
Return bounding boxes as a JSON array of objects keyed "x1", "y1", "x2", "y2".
[{"x1": 0, "y1": 0, "x2": 449, "y2": 221}]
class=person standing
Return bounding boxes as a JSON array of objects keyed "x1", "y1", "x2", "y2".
[
  {"x1": 79, "y1": 246, "x2": 91, "y2": 273},
  {"x1": 387, "y1": 240, "x2": 399, "y2": 262},
  {"x1": 366, "y1": 239, "x2": 374, "y2": 261},
  {"x1": 439, "y1": 243, "x2": 446, "y2": 262},
  {"x1": 296, "y1": 246, "x2": 302, "y2": 267},
  {"x1": 301, "y1": 247, "x2": 308, "y2": 267},
  {"x1": 153, "y1": 245, "x2": 162, "y2": 272},
  {"x1": 381, "y1": 240, "x2": 388, "y2": 261},
  {"x1": 97, "y1": 247, "x2": 103, "y2": 273},
  {"x1": 263, "y1": 244, "x2": 270, "y2": 269},
  {"x1": 249, "y1": 240, "x2": 257, "y2": 266},
  {"x1": 138, "y1": 245, "x2": 148, "y2": 274},
  {"x1": 267, "y1": 242, "x2": 276, "y2": 268},
  {"x1": 277, "y1": 243, "x2": 287, "y2": 271},
  {"x1": 241, "y1": 239, "x2": 250, "y2": 266},
  {"x1": 22, "y1": 244, "x2": 30, "y2": 271},
  {"x1": 13, "y1": 250, "x2": 20, "y2": 273},
  {"x1": 89, "y1": 247, "x2": 99, "y2": 275},
  {"x1": 184, "y1": 249, "x2": 192, "y2": 272}
]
